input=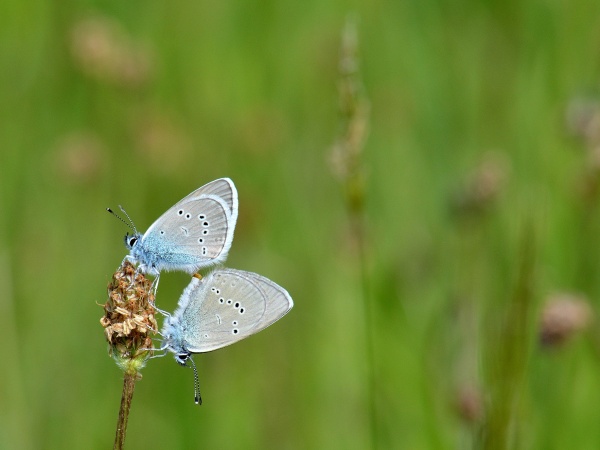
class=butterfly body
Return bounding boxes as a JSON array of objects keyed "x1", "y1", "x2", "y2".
[
  {"x1": 162, "y1": 268, "x2": 293, "y2": 363},
  {"x1": 124, "y1": 178, "x2": 238, "y2": 276}
]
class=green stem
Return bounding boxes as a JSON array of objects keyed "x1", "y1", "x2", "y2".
[
  {"x1": 351, "y1": 212, "x2": 378, "y2": 449},
  {"x1": 479, "y1": 225, "x2": 535, "y2": 450}
]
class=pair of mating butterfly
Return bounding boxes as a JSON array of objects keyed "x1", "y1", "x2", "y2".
[{"x1": 110, "y1": 178, "x2": 293, "y2": 404}]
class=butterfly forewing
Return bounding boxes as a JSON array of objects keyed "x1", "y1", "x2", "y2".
[
  {"x1": 179, "y1": 269, "x2": 292, "y2": 353},
  {"x1": 141, "y1": 179, "x2": 238, "y2": 271},
  {"x1": 193, "y1": 178, "x2": 238, "y2": 219}
]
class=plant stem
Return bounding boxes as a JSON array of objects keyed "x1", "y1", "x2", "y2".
[
  {"x1": 330, "y1": 16, "x2": 377, "y2": 448},
  {"x1": 114, "y1": 371, "x2": 137, "y2": 450},
  {"x1": 479, "y1": 225, "x2": 535, "y2": 450},
  {"x1": 350, "y1": 211, "x2": 378, "y2": 450}
]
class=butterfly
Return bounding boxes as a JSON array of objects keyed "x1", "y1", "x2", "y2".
[
  {"x1": 160, "y1": 268, "x2": 293, "y2": 404},
  {"x1": 109, "y1": 178, "x2": 238, "y2": 279}
]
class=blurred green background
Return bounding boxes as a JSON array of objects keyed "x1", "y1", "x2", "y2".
[{"x1": 3, "y1": 0, "x2": 600, "y2": 449}]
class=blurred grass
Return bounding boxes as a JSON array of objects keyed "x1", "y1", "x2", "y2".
[{"x1": 3, "y1": 0, "x2": 600, "y2": 449}]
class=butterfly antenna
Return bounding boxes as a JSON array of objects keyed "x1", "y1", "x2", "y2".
[
  {"x1": 106, "y1": 207, "x2": 135, "y2": 232},
  {"x1": 188, "y1": 357, "x2": 202, "y2": 405},
  {"x1": 117, "y1": 205, "x2": 139, "y2": 234}
]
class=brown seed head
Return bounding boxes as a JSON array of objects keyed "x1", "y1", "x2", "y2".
[
  {"x1": 328, "y1": 17, "x2": 369, "y2": 187},
  {"x1": 101, "y1": 260, "x2": 157, "y2": 373},
  {"x1": 455, "y1": 385, "x2": 484, "y2": 424},
  {"x1": 131, "y1": 111, "x2": 192, "y2": 175},
  {"x1": 451, "y1": 152, "x2": 510, "y2": 217},
  {"x1": 565, "y1": 97, "x2": 600, "y2": 147},
  {"x1": 540, "y1": 293, "x2": 593, "y2": 347},
  {"x1": 54, "y1": 131, "x2": 105, "y2": 184},
  {"x1": 70, "y1": 14, "x2": 152, "y2": 88}
]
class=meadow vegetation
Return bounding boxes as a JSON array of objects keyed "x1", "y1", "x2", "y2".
[{"x1": 2, "y1": 1, "x2": 600, "y2": 449}]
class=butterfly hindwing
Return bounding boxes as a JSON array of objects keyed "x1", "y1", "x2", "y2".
[{"x1": 176, "y1": 269, "x2": 293, "y2": 353}]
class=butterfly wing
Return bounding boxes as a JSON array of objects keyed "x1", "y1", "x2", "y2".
[
  {"x1": 141, "y1": 179, "x2": 238, "y2": 272},
  {"x1": 191, "y1": 178, "x2": 238, "y2": 222},
  {"x1": 177, "y1": 268, "x2": 293, "y2": 353}
]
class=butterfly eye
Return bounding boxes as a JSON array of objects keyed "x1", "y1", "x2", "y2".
[
  {"x1": 175, "y1": 354, "x2": 188, "y2": 366},
  {"x1": 177, "y1": 209, "x2": 184, "y2": 216},
  {"x1": 125, "y1": 234, "x2": 138, "y2": 248}
]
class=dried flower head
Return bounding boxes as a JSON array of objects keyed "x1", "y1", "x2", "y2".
[
  {"x1": 566, "y1": 97, "x2": 600, "y2": 146},
  {"x1": 54, "y1": 131, "x2": 105, "y2": 184},
  {"x1": 539, "y1": 292, "x2": 593, "y2": 347},
  {"x1": 328, "y1": 16, "x2": 370, "y2": 214},
  {"x1": 455, "y1": 385, "x2": 484, "y2": 424},
  {"x1": 329, "y1": 20, "x2": 369, "y2": 175},
  {"x1": 101, "y1": 261, "x2": 157, "y2": 374},
  {"x1": 70, "y1": 14, "x2": 152, "y2": 87},
  {"x1": 451, "y1": 152, "x2": 510, "y2": 217},
  {"x1": 131, "y1": 111, "x2": 192, "y2": 175}
]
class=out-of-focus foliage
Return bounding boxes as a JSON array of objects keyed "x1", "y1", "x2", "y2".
[{"x1": 2, "y1": 0, "x2": 600, "y2": 449}]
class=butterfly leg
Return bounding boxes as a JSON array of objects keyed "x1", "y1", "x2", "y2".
[
  {"x1": 138, "y1": 337, "x2": 169, "y2": 358},
  {"x1": 151, "y1": 273, "x2": 161, "y2": 295},
  {"x1": 142, "y1": 321, "x2": 163, "y2": 336},
  {"x1": 116, "y1": 256, "x2": 133, "y2": 275},
  {"x1": 147, "y1": 274, "x2": 172, "y2": 317},
  {"x1": 123, "y1": 254, "x2": 135, "y2": 265},
  {"x1": 139, "y1": 347, "x2": 169, "y2": 359},
  {"x1": 147, "y1": 350, "x2": 169, "y2": 359},
  {"x1": 152, "y1": 304, "x2": 171, "y2": 317}
]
